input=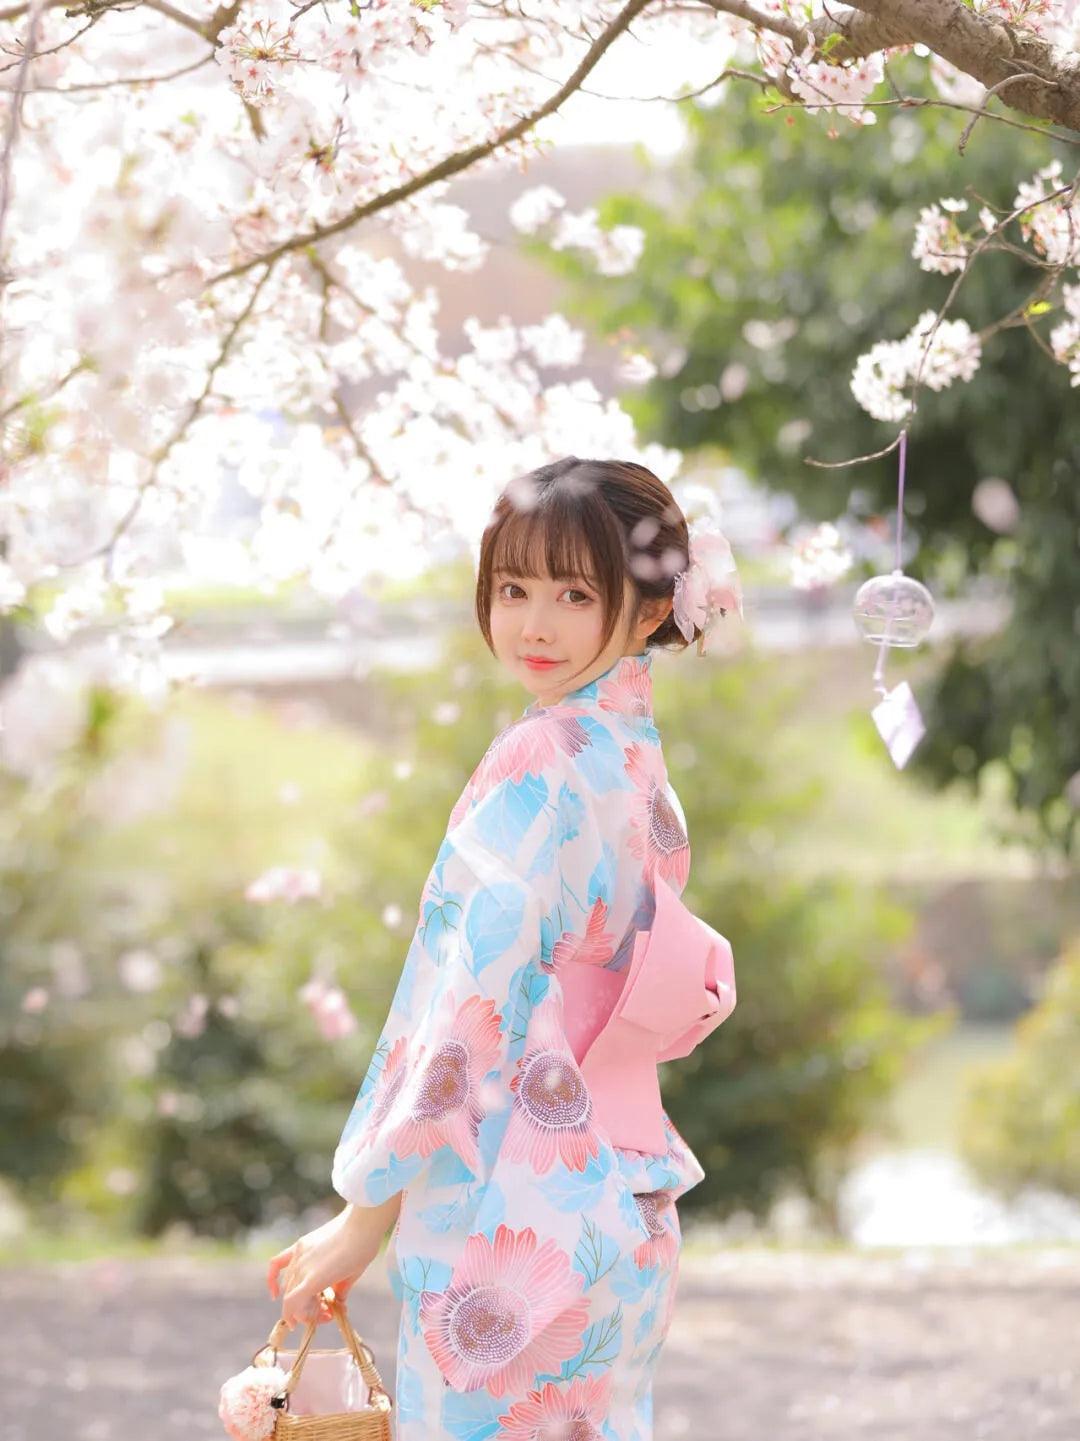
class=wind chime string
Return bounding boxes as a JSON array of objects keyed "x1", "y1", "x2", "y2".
[{"x1": 872, "y1": 428, "x2": 908, "y2": 698}]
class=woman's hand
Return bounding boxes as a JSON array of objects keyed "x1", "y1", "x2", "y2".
[{"x1": 267, "y1": 1196, "x2": 401, "y2": 1331}]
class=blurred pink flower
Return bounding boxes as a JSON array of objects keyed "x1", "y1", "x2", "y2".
[
  {"x1": 245, "y1": 866, "x2": 322, "y2": 904},
  {"x1": 300, "y1": 977, "x2": 357, "y2": 1042},
  {"x1": 175, "y1": 993, "x2": 209, "y2": 1040}
]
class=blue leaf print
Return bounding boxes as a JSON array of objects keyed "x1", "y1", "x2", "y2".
[
  {"x1": 634, "y1": 1302, "x2": 659, "y2": 1346},
  {"x1": 540, "y1": 1148, "x2": 612, "y2": 1212},
  {"x1": 526, "y1": 825, "x2": 555, "y2": 883},
  {"x1": 507, "y1": 958, "x2": 549, "y2": 1049},
  {"x1": 464, "y1": 881, "x2": 527, "y2": 976},
  {"x1": 557, "y1": 781, "x2": 584, "y2": 844},
  {"x1": 617, "y1": 1183, "x2": 645, "y2": 1236},
  {"x1": 572, "y1": 1215, "x2": 620, "y2": 1290},
  {"x1": 611, "y1": 1257, "x2": 660, "y2": 1304},
  {"x1": 476, "y1": 1106, "x2": 511, "y2": 1175},
  {"x1": 442, "y1": 1386, "x2": 506, "y2": 1441},
  {"x1": 427, "y1": 1147, "x2": 477, "y2": 1189},
  {"x1": 414, "y1": 1200, "x2": 462, "y2": 1234},
  {"x1": 473, "y1": 1179, "x2": 506, "y2": 1239},
  {"x1": 473, "y1": 771, "x2": 548, "y2": 854},
  {"x1": 397, "y1": 1255, "x2": 454, "y2": 1335},
  {"x1": 420, "y1": 894, "x2": 464, "y2": 960},
  {"x1": 587, "y1": 843, "x2": 617, "y2": 909},
  {"x1": 611, "y1": 881, "x2": 656, "y2": 970},
  {"x1": 571, "y1": 715, "x2": 633, "y2": 793},
  {"x1": 364, "y1": 1150, "x2": 425, "y2": 1203},
  {"x1": 555, "y1": 1305, "x2": 623, "y2": 1381},
  {"x1": 395, "y1": 1361, "x2": 425, "y2": 1422},
  {"x1": 539, "y1": 903, "x2": 565, "y2": 967}
]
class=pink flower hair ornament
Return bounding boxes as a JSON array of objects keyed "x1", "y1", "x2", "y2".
[{"x1": 670, "y1": 521, "x2": 742, "y2": 655}]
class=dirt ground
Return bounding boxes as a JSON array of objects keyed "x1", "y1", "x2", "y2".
[{"x1": 3, "y1": 1246, "x2": 1079, "y2": 1441}]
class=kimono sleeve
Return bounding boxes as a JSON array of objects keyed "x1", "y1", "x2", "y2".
[{"x1": 331, "y1": 716, "x2": 590, "y2": 1208}]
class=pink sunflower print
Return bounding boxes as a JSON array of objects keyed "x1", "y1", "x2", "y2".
[
  {"x1": 504, "y1": 999, "x2": 599, "y2": 1173},
  {"x1": 387, "y1": 993, "x2": 502, "y2": 1171},
  {"x1": 448, "y1": 780, "x2": 475, "y2": 831},
  {"x1": 597, "y1": 655, "x2": 652, "y2": 724},
  {"x1": 623, "y1": 742, "x2": 690, "y2": 888},
  {"x1": 549, "y1": 897, "x2": 616, "y2": 969},
  {"x1": 362, "y1": 1034, "x2": 411, "y2": 1140},
  {"x1": 632, "y1": 1190, "x2": 680, "y2": 1271},
  {"x1": 495, "y1": 1372, "x2": 613, "y2": 1441},
  {"x1": 475, "y1": 714, "x2": 590, "y2": 792},
  {"x1": 420, "y1": 1225, "x2": 589, "y2": 1397}
]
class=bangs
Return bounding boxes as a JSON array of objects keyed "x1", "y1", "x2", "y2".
[
  {"x1": 488, "y1": 493, "x2": 601, "y2": 588},
  {"x1": 475, "y1": 463, "x2": 630, "y2": 659}
]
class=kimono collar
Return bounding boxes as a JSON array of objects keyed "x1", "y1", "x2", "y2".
[{"x1": 523, "y1": 649, "x2": 655, "y2": 721}]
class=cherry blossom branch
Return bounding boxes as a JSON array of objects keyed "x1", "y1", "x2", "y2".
[
  {"x1": 127, "y1": 0, "x2": 209, "y2": 41},
  {"x1": 760, "y1": 92, "x2": 1080, "y2": 149},
  {"x1": 0, "y1": 0, "x2": 65, "y2": 19},
  {"x1": 806, "y1": 170, "x2": 1080, "y2": 473},
  {"x1": 0, "y1": 15, "x2": 94, "y2": 73},
  {"x1": 696, "y1": 0, "x2": 1080, "y2": 131},
  {"x1": 151, "y1": 262, "x2": 274, "y2": 468},
  {"x1": 207, "y1": 0, "x2": 656, "y2": 286},
  {"x1": 574, "y1": 65, "x2": 776, "y2": 106},
  {"x1": 0, "y1": 357, "x2": 88, "y2": 426},
  {"x1": 0, "y1": 0, "x2": 43, "y2": 274},
  {"x1": 26, "y1": 51, "x2": 213, "y2": 92},
  {"x1": 68, "y1": 264, "x2": 275, "y2": 571}
]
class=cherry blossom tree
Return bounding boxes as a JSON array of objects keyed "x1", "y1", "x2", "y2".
[{"x1": 1, "y1": 0, "x2": 1079, "y2": 758}]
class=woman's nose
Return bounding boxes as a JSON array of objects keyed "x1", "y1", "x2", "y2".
[{"x1": 521, "y1": 604, "x2": 554, "y2": 642}]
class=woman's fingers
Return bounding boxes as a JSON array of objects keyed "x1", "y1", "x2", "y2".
[
  {"x1": 266, "y1": 1243, "x2": 296, "y2": 1299},
  {"x1": 281, "y1": 1275, "x2": 323, "y2": 1331}
]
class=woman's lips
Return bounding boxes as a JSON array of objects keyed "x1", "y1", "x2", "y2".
[{"x1": 523, "y1": 656, "x2": 563, "y2": 670}]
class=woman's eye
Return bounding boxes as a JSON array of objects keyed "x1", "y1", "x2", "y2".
[
  {"x1": 499, "y1": 582, "x2": 525, "y2": 600},
  {"x1": 563, "y1": 588, "x2": 591, "y2": 605}
]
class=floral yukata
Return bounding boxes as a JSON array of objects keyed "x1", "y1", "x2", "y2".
[{"x1": 332, "y1": 650, "x2": 705, "y2": 1441}]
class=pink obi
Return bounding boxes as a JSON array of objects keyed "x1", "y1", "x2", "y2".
[{"x1": 560, "y1": 881, "x2": 736, "y2": 1155}]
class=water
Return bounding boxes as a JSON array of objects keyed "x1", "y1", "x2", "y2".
[{"x1": 839, "y1": 1148, "x2": 1080, "y2": 1247}]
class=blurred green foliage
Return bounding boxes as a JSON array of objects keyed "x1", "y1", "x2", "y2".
[
  {"x1": 547, "y1": 74, "x2": 1080, "y2": 856},
  {"x1": 2, "y1": 635, "x2": 932, "y2": 1238},
  {"x1": 960, "y1": 939, "x2": 1080, "y2": 1200}
]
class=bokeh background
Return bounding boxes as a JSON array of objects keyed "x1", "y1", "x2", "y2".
[{"x1": 3, "y1": 65, "x2": 1080, "y2": 1267}]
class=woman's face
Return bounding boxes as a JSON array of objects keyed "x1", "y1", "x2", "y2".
[{"x1": 489, "y1": 565, "x2": 640, "y2": 706}]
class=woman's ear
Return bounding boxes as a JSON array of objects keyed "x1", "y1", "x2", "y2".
[{"x1": 634, "y1": 596, "x2": 673, "y2": 641}]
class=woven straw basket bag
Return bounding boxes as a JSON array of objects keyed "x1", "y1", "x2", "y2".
[{"x1": 251, "y1": 1293, "x2": 393, "y2": 1441}]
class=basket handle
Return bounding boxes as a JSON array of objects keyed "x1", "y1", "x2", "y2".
[{"x1": 258, "y1": 1290, "x2": 391, "y2": 1412}]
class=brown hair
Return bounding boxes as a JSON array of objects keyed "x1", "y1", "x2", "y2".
[{"x1": 474, "y1": 456, "x2": 699, "y2": 662}]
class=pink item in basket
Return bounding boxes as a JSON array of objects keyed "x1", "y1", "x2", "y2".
[
  {"x1": 271, "y1": 1348, "x2": 371, "y2": 1415},
  {"x1": 218, "y1": 1363, "x2": 288, "y2": 1441}
]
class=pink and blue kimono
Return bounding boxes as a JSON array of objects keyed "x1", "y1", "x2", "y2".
[{"x1": 332, "y1": 650, "x2": 710, "y2": 1441}]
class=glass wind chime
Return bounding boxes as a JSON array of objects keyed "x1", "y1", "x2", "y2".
[{"x1": 852, "y1": 430, "x2": 934, "y2": 769}]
